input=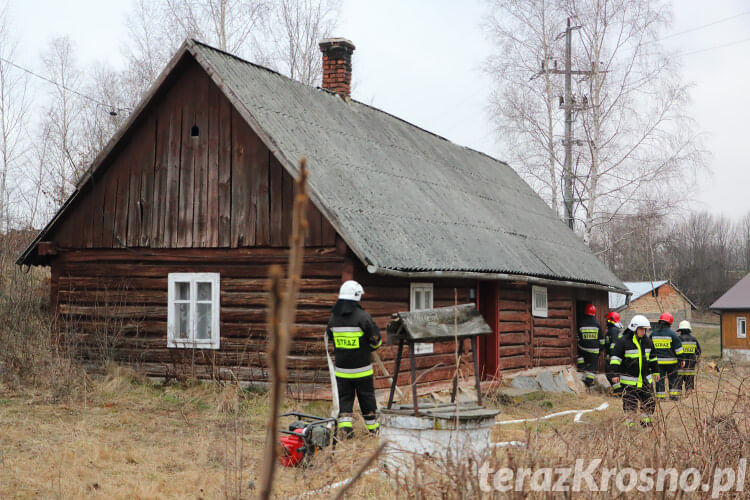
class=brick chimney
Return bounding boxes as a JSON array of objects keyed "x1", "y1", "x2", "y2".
[{"x1": 319, "y1": 38, "x2": 355, "y2": 97}]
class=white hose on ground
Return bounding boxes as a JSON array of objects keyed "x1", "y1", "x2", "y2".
[
  {"x1": 490, "y1": 441, "x2": 526, "y2": 448},
  {"x1": 494, "y1": 402, "x2": 609, "y2": 426},
  {"x1": 291, "y1": 467, "x2": 378, "y2": 499}
]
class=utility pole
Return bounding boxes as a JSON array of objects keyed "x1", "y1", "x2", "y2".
[
  {"x1": 537, "y1": 18, "x2": 596, "y2": 231},
  {"x1": 562, "y1": 18, "x2": 574, "y2": 230}
]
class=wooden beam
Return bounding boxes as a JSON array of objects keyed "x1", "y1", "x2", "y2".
[{"x1": 37, "y1": 241, "x2": 57, "y2": 256}]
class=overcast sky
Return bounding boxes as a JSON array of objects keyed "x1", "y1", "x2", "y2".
[{"x1": 12, "y1": 0, "x2": 750, "y2": 219}]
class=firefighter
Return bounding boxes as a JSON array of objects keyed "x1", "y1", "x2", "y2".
[
  {"x1": 651, "y1": 312, "x2": 684, "y2": 401},
  {"x1": 604, "y1": 311, "x2": 624, "y2": 393},
  {"x1": 577, "y1": 304, "x2": 603, "y2": 388},
  {"x1": 676, "y1": 320, "x2": 701, "y2": 394},
  {"x1": 326, "y1": 280, "x2": 382, "y2": 438},
  {"x1": 607, "y1": 314, "x2": 660, "y2": 427}
]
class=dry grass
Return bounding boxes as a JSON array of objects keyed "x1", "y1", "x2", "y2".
[
  {"x1": 385, "y1": 363, "x2": 750, "y2": 498},
  {"x1": 0, "y1": 360, "x2": 747, "y2": 498},
  {"x1": 0, "y1": 366, "x2": 389, "y2": 499}
]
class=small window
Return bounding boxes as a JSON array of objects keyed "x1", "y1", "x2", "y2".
[
  {"x1": 410, "y1": 283, "x2": 434, "y2": 355},
  {"x1": 738, "y1": 317, "x2": 747, "y2": 339},
  {"x1": 168, "y1": 273, "x2": 220, "y2": 349},
  {"x1": 532, "y1": 286, "x2": 548, "y2": 318}
]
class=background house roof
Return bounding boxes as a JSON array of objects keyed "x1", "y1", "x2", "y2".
[
  {"x1": 19, "y1": 40, "x2": 626, "y2": 292},
  {"x1": 609, "y1": 280, "x2": 697, "y2": 311},
  {"x1": 711, "y1": 273, "x2": 750, "y2": 310}
]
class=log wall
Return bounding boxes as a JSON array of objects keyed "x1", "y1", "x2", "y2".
[
  {"x1": 52, "y1": 248, "x2": 344, "y2": 391},
  {"x1": 480, "y1": 280, "x2": 609, "y2": 377},
  {"x1": 351, "y1": 262, "x2": 476, "y2": 392}
]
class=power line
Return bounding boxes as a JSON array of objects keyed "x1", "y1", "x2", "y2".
[
  {"x1": 680, "y1": 36, "x2": 750, "y2": 56},
  {"x1": 0, "y1": 55, "x2": 133, "y2": 114},
  {"x1": 657, "y1": 9, "x2": 750, "y2": 42}
]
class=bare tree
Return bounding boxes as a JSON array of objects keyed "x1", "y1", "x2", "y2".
[
  {"x1": 0, "y1": 1, "x2": 29, "y2": 234},
  {"x1": 39, "y1": 36, "x2": 85, "y2": 208},
  {"x1": 166, "y1": 0, "x2": 271, "y2": 53},
  {"x1": 265, "y1": 0, "x2": 341, "y2": 86},
  {"x1": 122, "y1": 0, "x2": 186, "y2": 102},
  {"x1": 485, "y1": 0, "x2": 706, "y2": 244},
  {"x1": 123, "y1": 0, "x2": 271, "y2": 101},
  {"x1": 79, "y1": 63, "x2": 130, "y2": 165},
  {"x1": 485, "y1": 0, "x2": 566, "y2": 217}
]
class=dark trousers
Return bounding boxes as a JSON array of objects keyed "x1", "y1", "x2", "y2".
[
  {"x1": 655, "y1": 364, "x2": 680, "y2": 399},
  {"x1": 677, "y1": 365, "x2": 697, "y2": 392},
  {"x1": 622, "y1": 385, "x2": 655, "y2": 426},
  {"x1": 577, "y1": 351, "x2": 598, "y2": 387},
  {"x1": 336, "y1": 375, "x2": 378, "y2": 435}
]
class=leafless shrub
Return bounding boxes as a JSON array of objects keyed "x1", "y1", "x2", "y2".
[{"x1": 0, "y1": 258, "x2": 87, "y2": 401}]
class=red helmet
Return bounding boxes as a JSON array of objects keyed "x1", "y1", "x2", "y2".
[
  {"x1": 606, "y1": 311, "x2": 620, "y2": 323},
  {"x1": 584, "y1": 304, "x2": 596, "y2": 316},
  {"x1": 659, "y1": 312, "x2": 674, "y2": 325}
]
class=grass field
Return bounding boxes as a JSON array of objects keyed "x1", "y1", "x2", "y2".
[
  {"x1": 693, "y1": 324, "x2": 721, "y2": 358},
  {"x1": 1, "y1": 362, "x2": 747, "y2": 498}
]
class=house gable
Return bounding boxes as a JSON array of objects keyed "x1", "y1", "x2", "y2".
[{"x1": 39, "y1": 56, "x2": 335, "y2": 256}]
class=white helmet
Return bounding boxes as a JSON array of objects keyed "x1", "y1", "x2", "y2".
[
  {"x1": 338, "y1": 280, "x2": 364, "y2": 301},
  {"x1": 629, "y1": 314, "x2": 651, "y2": 331},
  {"x1": 678, "y1": 320, "x2": 692, "y2": 332}
]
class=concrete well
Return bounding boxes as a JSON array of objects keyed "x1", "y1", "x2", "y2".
[{"x1": 379, "y1": 403, "x2": 499, "y2": 476}]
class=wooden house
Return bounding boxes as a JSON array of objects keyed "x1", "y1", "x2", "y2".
[
  {"x1": 711, "y1": 273, "x2": 750, "y2": 362},
  {"x1": 609, "y1": 280, "x2": 696, "y2": 327},
  {"x1": 17, "y1": 38, "x2": 627, "y2": 395}
]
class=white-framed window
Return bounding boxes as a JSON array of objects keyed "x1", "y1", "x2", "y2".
[
  {"x1": 410, "y1": 283, "x2": 434, "y2": 355},
  {"x1": 168, "y1": 273, "x2": 221, "y2": 349},
  {"x1": 738, "y1": 317, "x2": 747, "y2": 339},
  {"x1": 531, "y1": 286, "x2": 548, "y2": 318}
]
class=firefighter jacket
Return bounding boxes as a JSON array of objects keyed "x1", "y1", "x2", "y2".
[
  {"x1": 605, "y1": 322, "x2": 623, "y2": 361},
  {"x1": 326, "y1": 299, "x2": 382, "y2": 379},
  {"x1": 577, "y1": 315, "x2": 604, "y2": 355},
  {"x1": 678, "y1": 331, "x2": 702, "y2": 370},
  {"x1": 607, "y1": 330, "x2": 659, "y2": 388},
  {"x1": 650, "y1": 325, "x2": 684, "y2": 365}
]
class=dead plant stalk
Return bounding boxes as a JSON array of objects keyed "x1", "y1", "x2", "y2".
[{"x1": 258, "y1": 158, "x2": 309, "y2": 500}]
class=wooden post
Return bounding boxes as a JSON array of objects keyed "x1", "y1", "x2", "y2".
[
  {"x1": 409, "y1": 341, "x2": 419, "y2": 416},
  {"x1": 387, "y1": 338, "x2": 405, "y2": 409},
  {"x1": 472, "y1": 335, "x2": 482, "y2": 405},
  {"x1": 450, "y1": 339, "x2": 464, "y2": 403}
]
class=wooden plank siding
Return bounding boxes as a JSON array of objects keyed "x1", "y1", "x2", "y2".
[
  {"x1": 46, "y1": 58, "x2": 336, "y2": 251},
  {"x1": 720, "y1": 311, "x2": 750, "y2": 349}
]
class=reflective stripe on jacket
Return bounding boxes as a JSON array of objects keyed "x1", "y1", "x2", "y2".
[
  {"x1": 577, "y1": 316, "x2": 603, "y2": 354},
  {"x1": 607, "y1": 330, "x2": 658, "y2": 388},
  {"x1": 678, "y1": 331, "x2": 701, "y2": 370},
  {"x1": 326, "y1": 299, "x2": 382, "y2": 378},
  {"x1": 650, "y1": 326, "x2": 684, "y2": 364}
]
